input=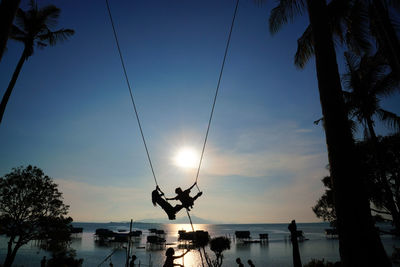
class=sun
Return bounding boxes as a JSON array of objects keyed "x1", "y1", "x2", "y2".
[{"x1": 174, "y1": 147, "x2": 199, "y2": 169}]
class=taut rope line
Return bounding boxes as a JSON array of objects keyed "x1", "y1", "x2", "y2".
[
  {"x1": 105, "y1": 0, "x2": 160, "y2": 188},
  {"x1": 194, "y1": 0, "x2": 240, "y2": 191}
]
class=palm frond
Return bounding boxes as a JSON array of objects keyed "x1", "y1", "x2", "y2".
[
  {"x1": 269, "y1": 0, "x2": 305, "y2": 35},
  {"x1": 388, "y1": 10, "x2": 400, "y2": 38},
  {"x1": 327, "y1": 0, "x2": 351, "y2": 43},
  {"x1": 343, "y1": 52, "x2": 361, "y2": 92},
  {"x1": 363, "y1": 123, "x2": 371, "y2": 139},
  {"x1": 314, "y1": 117, "x2": 323, "y2": 125},
  {"x1": 28, "y1": 0, "x2": 36, "y2": 10},
  {"x1": 376, "y1": 109, "x2": 400, "y2": 131},
  {"x1": 344, "y1": 0, "x2": 371, "y2": 55},
  {"x1": 342, "y1": 90, "x2": 355, "y2": 105},
  {"x1": 9, "y1": 25, "x2": 26, "y2": 41},
  {"x1": 344, "y1": 50, "x2": 361, "y2": 72},
  {"x1": 38, "y1": 5, "x2": 60, "y2": 28},
  {"x1": 373, "y1": 71, "x2": 399, "y2": 97},
  {"x1": 38, "y1": 29, "x2": 74, "y2": 46},
  {"x1": 36, "y1": 41, "x2": 47, "y2": 49},
  {"x1": 387, "y1": 0, "x2": 400, "y2": 13},
  {"x1": 348, "y1": 117, "x2": 358, "y2": 134},
  {"x1": 294, "y1": 25, "x2": 314, "y2": 68},
  {"x1": 14, "y1": 8, "x2": 28, "y2": 32}
]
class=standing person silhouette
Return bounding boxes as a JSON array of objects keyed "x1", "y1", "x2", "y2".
[
  {"x1": 129, "y1": 255, "x2": 137, "y2": 267},
  {"x1": 166, "y1": 182, "x2": 202, "y2": 210},
  {"x1": 236, "y1": 257, "x2": 244, "y2": 267},
  {"x1": 40, "y1": 256, "x2": 46, "y2": 267},
  {"x1": 163, "y1": 248, "x2": 189, "y2": 267},
  {"x1": 248, "y1": 259, "x2": 255, "y2": 267}
]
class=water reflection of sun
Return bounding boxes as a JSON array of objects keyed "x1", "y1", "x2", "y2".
[
  {"x1": 169, "y1": 224, "x2": 209, "y2": 237},
  {"x1": 167, "y1": 224, "x2": 210, "y2": 267},
  {"x1": 179, "y1": 250, "x2": 203, "y2": 267}
]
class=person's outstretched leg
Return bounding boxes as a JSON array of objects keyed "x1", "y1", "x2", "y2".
[{"x1": 174, "y1": 204, "x2": 184, "y2": 214}]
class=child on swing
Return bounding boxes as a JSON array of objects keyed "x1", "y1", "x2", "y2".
[
  {"x1": 163, "y1": 248, "x2": 189, "y2": 267},
  {"x1": 152, "y1": 186, "x2": 183, "y2": 220},
  {"x1": 166, "y1": 182, "x2": 202, "y2": 211}
]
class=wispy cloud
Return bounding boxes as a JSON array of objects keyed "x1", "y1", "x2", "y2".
[{"x1": 202, "y1": 122, "x2": 326, "y2": 178}]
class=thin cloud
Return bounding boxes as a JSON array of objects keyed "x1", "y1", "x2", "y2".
[{"x1": 202, "y1": 122, "x2": 327, "y2": 178}]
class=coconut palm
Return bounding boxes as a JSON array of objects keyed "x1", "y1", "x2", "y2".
[
  {"x1": 369, "y1": 0, "x2": 400, "y2": 79},
  {"x1": 0, "y1": 0, "x2": 74, "y2": 125},
  {"x1": 343, "y1": 51, "x2": 400, "y2": 232},
  {"x1": 343, "y1": 52, "x2": 400, "y2": 138},
  {"x1": 268, "y1": 0, "x2": 390, "y2": 266},
  {"x1": 290, "y1": 0, "x2": 400, "y2": 76},
  {"x1": 270, "y1": 0, "x2": 371, "y2": 69}
]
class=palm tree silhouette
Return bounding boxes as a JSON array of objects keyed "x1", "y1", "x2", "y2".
[
  {"x1": 343, "y1": 51, "x2": 400, "y2": 232},
  {"x1": 369, "y1": 0, "x2": 400, "y2": 78},
  {"x1": 343, "y1": 52, "x2": 400, "y2": 138},
  {"x1": 268, "y1": 0, "x2": 390, "y2": 266},
  {"x1": 0, "y1": 0, "x2": 74, "y2": 125},
  {"x1": 288, "y1": 0, "x2": 400, "y2": 77},
  {"x1": 270, "y1": 0, "x2": 371, "y2": 69}
]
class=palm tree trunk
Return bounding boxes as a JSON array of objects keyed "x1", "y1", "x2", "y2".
[
  {"x1": 371, "y1": 0, "x2": 400, "y2": 79},
  {"x1": 0, "y1": 48, "x2": 27, "y2": 125},
  {"x1": 306, "y1": 0, "x2": 390, "y2": 266},
  {"x1": 0, "y1": 0, "x2": 21, "y2": 62},
  {"x1": 367, "y1": 118, "x2": 400, "y2": 233}
]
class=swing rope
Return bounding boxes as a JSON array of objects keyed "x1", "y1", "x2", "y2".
[
  {"x1": 186, "y1": 209, "x2": 206, "y2": 267},
  {"x1": 105, "y1": 0, "x2": 239, "y2": 194},
  {"x1": 105, "y1": 0, "x2": 240, "y2": 264},
  {"x1": 105, "y1": 0, "x2": 160, "y2": 190},
  {"x1": 185, "y1": 4, "x2": 240, "y2": 263},
  {"x1": 194, "y1": 0, "x2": 240, "y2": 192}
]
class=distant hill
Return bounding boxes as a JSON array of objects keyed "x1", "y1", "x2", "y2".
[{"x1": 136, "y1": 215, "x2": 221, "y2": 224}]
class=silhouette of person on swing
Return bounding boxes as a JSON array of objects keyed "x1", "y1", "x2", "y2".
[
  {"x1": 166, "y1": 182, "x2": 202, "y2": 211},
  {"x1": 152, "y1": 186, "x2": 183, "y2": 220}
]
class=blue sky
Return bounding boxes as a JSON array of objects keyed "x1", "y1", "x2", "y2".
[{"x1": 0, "y1": 0, "x2": 399, "y2": 223}]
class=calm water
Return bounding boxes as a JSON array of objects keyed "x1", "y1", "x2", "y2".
[{"x1": 1, "y1": 222, "x2": 399, "y2": 266}]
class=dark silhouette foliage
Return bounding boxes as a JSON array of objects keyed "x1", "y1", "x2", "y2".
[
  {"x1": 314, "y1": 134, "x2": 400, "y2": 233},
  {"x1": 0, "y1": 165, "x2": 77, "y2": 267},
  {"x1": 312, "y1": 176, "x2": 336, "y2": 227},
  {"x1": 203, "y1": 236, "x2": 231, "y2": 267}
]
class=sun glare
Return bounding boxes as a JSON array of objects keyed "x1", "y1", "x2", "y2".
[{"x1": 174, "y1": 147, "x2": 199, "y2": 169}]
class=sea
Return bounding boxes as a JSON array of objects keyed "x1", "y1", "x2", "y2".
[{"x1": 1, "y1": 222, "x2": 399, "y2": 267}]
